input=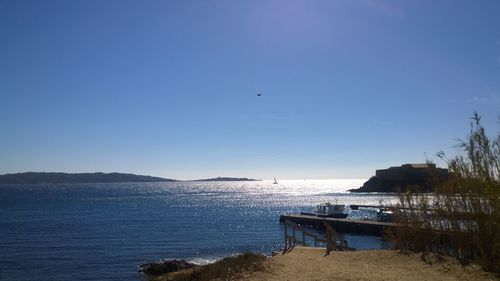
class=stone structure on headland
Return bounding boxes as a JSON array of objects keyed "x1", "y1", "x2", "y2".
[{"x1": 350, "y1": 163, "x2": 449, "y2": 193}]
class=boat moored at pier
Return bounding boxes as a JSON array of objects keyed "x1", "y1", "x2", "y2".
[{"x1": 301, "y1": 202, "x2": 348, "y2": 218}]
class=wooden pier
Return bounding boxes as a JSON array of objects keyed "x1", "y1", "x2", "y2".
[
  {"x1": 280, "y1": 214, "x2": 396, "y2": 236},
  {"x1": 349, "y1": 204, "x2": 386, "y2": 210},
  {"x1": 282, "y1": 219, "x2": 353, "y2": 254}
]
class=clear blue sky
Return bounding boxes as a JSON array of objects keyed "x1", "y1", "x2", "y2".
[{"x1": 1, "y1": 0, "x2": 499, "y2": 180}]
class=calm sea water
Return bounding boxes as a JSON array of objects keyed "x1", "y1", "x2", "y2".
[{"x1": 0, "y1": 179, "x2": 397, "y2": 281}]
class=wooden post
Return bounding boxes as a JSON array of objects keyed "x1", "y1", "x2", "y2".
[
  {"x1": 324, "y1": 221, "x2": 339, "y2": 254},
  {"x1": 284, "y1": 223, "x2": 288, "y2": 250},
  {"x1": 333, "y1": 227, "x2": 337, "y2": 251},
  {"x1": 326, "y1": 229, "x2": 331, "y2": 255}
]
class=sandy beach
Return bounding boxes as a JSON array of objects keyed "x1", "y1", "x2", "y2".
[{"x1": 239, "y1": 247, "x2": 497, "y2": 281}]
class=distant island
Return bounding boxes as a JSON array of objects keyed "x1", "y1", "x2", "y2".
[
  {"x1": 0, "y1": 172, "x2": 177, "y2": 184},
  {"x1": 349, "y1": 163, "x2": 449, "y2": 193},
  {"x1": 0, "y1": 173, "x2": 261, "y2": 184},
  {"x1": 192, "y1": 177, "x2": 259, "y2": 182}
]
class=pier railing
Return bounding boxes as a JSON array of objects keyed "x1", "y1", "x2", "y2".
[{"x1": 282, "y1": 219, "x2": 350, "y2": 254}]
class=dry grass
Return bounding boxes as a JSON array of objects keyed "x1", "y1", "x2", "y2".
[{"x1": 152, "y1": 253, "x2": 267, "y2": 281}]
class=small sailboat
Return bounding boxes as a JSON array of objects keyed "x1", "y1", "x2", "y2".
[{"x1": 273, "y1": 177, "x2": 278, "y2": 184}]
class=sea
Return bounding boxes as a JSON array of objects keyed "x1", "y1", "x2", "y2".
[{"x1": 0, "y1": 179, "x2": 398, "y2": 281}]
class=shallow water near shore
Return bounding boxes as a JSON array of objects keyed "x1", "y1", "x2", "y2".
[{"x1": 0, "y1": 179, "x2": 397, "y2": 281}]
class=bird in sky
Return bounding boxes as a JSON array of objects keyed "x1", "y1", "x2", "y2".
[{"x1": 257, "y1": 93, "x2": 262, "y2": 96}]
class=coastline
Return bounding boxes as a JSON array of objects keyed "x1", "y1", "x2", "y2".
[
  {"x1": 151, "y1": 247, "x2": 497, "y2": 281},
  {"x1": 0, "y1": 180, "x2": 398, "y2": 280}
]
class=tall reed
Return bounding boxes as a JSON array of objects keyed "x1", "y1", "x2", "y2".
[{"x1": 389, "y1": 113, "x2": 499, "y2": 274}]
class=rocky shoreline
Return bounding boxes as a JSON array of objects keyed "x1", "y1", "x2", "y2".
[{"x1": 139, "y1": 259, "x2": 198, "y2": 279}]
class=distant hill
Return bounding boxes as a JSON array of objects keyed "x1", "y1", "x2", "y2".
[
  {"x1": 0, "y1": 172, "x2": 177, "y2": 184},
  {"x1": 192, "y1": 177, "x2": 259, "y2": 182}
]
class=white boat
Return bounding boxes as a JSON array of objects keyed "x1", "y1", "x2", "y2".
[
  {"x1": 301, "y1": 202, "x2": 348, "y2": 218},
  {"x1": 273, "y1": 177, "x2": 278, "y2": 184},
  {"x1": 376, "y1": 209, "x2": 394, "y2": 222}
]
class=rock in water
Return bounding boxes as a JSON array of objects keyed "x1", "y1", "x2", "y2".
[{"x1": 138, "y1": 259, "x2": 197, "y2": 277}]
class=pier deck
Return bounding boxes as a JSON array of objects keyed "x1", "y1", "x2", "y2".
[
  {"x1": 280, "y1": 214, "x2": 396, "y2": 236},
  {"x1": 349, "y1": 204, "x2": 386, "y2": 210}
]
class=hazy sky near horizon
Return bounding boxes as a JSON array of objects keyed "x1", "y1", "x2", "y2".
[{"x1": 1, "y1": 0, "x2": 499, "y2": 180}]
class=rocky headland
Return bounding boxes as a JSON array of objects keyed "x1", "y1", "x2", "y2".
[{"x1": 350, "y1": 163, "x2": 449, "y2": 193}]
